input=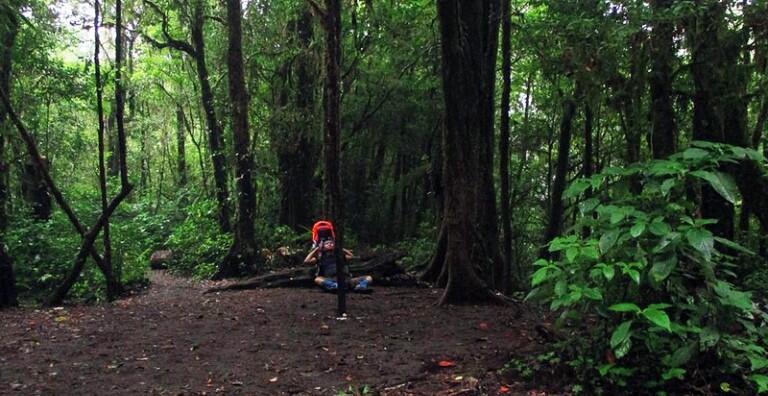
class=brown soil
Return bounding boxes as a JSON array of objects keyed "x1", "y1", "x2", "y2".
[{"x1": 0, "y1": 271, "x2": 550, "y2": 395}]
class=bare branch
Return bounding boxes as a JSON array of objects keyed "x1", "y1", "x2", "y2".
[
  {"x1": 142, "y1": 0, "x2": 196, "y2": 55},
  {"x1": 0, "y1": 87, "x2": 114, "y2": 286},
  {"x1": 204, "y1": 15, "x2": 226, "y2": 25}
]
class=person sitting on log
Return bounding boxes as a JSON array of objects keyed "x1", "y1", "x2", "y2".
[{"x1": 304, "y1": 221, "x2": 372, "y2": 292}]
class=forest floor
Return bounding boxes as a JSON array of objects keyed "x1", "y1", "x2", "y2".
[{"x1": 0, "y1": 271, "x2": 552, "y2": 395}]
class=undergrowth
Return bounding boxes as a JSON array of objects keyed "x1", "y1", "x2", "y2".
[{"x1": 525, "y1": 142, "x2": 768, "y2": 394}]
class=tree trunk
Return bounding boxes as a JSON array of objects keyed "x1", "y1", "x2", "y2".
[
  {"x1": 434, "y1": 0, "x2": 506, "y2": 305},
  {"x1": 498, "y1": 0, "x2": 512, "y2": 293},
  {"x1": 479, "y1": 0, "x2": 503, "y2": 288},
  {"x1": 176, "y1": 106, "x2": 187, "y2": 186},
  {"x1": 623, "y1": 32, "x2": 647, "y2": 194},
  {"x1": 98, "y1": 0, "x2": 127, "y2": 299},
  {"x1": 215, "y1": 0, "x2": 259, "y2": 280},
  {"x1": 95, "y1": 0, "x2": 116, "y2": 300},
  {"x1": 190, "y1": 0, "x2": 231, "y2": 233},
  {"x1": 540, "y1": 99, "x2": 576, "y2": 259},
  {"x1": 688, "y1": 2, "x2": 736, "y2": 240},
  {"x1": 21, "y1": 158, "x2": 52, "y2": 220},
  {"x1": 0, "y1": 245, "x2": 16, "y2": 309},
  {"x1": 276, "y1": 7, "x2": 316, "y2": 230},
  {"x1": 649, "y1": 0, "x2": 677, "y2": 159},
  {"x1": 320, "y1": 0, "x2": 348, "y2": 314},
  {"x1": 0, "y1": 2, "x2": 19, "y2": 309},
  {"x1": 45, "y1": 186, "x2": 132, "y2": 306},
  {"x1": 107, "y1": 109, "x2": 119, "y2": 177}
]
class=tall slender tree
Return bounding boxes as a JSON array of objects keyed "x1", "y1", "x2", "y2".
[
  {"x1": 540, "y1": 99, "x2": 576, "y2": 259},
  {"x1": 176, "y1": 106, "x2": 187, "y2": 187},
  {"x1": 649, "y1": 0, "x2": 677, "y2": 159},
  {"x1": 95, "y1": 0, "x2": 119, "y2": 300},
  {"x1": 478, "y1": 0, "x2": 504, "y2": 289},
  {"x1": 687, "y1": 2, "x2": 736, "y2": 240},
  {"x1": 0, "y1": 0, "x2": 19, "y2": 309},
  {"x1": 307, "y1": 0, "x2": 347, "y2": 313},
  {"x1": 215, "y1": 0, "x2": 258, "y2": 279},
  {"x1": 274, "y1": 7, "x2": 317, "y2": 230},
  {"x1": 143, "y1": 0, "x2": 231, "y2": 233},
  {"x1": 498, "y1": 0, "x2": 513, "y2": 292}
]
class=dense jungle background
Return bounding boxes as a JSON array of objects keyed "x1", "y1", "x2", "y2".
[{"x1": 2, "y1": 0, "x2": 768, "y2": 394}]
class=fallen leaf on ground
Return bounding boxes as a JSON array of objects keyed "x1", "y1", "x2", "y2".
[{"x1": 438, "y1": 360, "x2": 456, "y2": 367}]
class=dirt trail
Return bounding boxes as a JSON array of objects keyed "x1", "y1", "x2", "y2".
[{"x1": 0, "y1": 271, "x2": 545, "y2": 395}]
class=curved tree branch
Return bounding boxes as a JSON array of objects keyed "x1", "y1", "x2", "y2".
[{"x1": 142, "y1": 0, "x2": 196, "y2": 56}]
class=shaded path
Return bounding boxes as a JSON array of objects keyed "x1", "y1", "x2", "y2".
[{"x1": 0, "y1": 271, "x2": 543, "y2": 395}]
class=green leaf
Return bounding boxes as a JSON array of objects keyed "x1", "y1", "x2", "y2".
[
  {"x1": 533, "y1": 258, "x2": 550, "y2": 267},
  {"x1": 630, "y1": 222, "x2": 646, "y2": 238},
  {"x1": 690, "y1": 140, "x2": 720, "y2": 149},
  {"x1": 590, "y1": 174, "x2": 606, "y2": 189},
  {"x1": 690, "y1": 170, "x2": 739, "y2": 204},
  {"x1": 686, "y1": 228, "x2": 714, "y2": 261},
  {"x1": 714, "y1": 281, "x2": 753, "y2": 311},
  {"x1": 602, "y1": 265, "x2": 615, "y2": 281},
  {"x1": 662, "y1": 368, "x2": 686, "y2": 381},
  {"x1": 665, "y1": 343, "x2": 696, "y2": 367},
  {"x1": 554, "y1": 280, "x2": 567, "y2": 296},
  {"x1": 582, "y1": 245, "x2": 600, "y2": 260},
  {"x1": 597, "y1": 363, "x2": 614, "y2": 376},
  {"x1": 642, "y1": 308, "x2": 671, "y2": 332},
  {"x1": 610, "y1": 320, "x2": 633, "y2": 348},
  {"x1": 650, "y1": 255, "x2": 677, "y2": 283},
  {"x1": 565, "y1": 247, "x2": 579, "y2": 263},
  {"x1": 648, "y1": 160, "x2": 685, "y2": 176},
  {"x1": 548, "y1": 236, "x2": 576, "y2": 252},
  {"x1": 750, "y1": 356, "x2": 768, "y2": 371},
  {"x1": 583, "y1": 288, "x2": 603, "y2": 301},
  {"x1": 609, "y1": 303, "x2": 641, "y2": 313},
  {"x1": 579, "y1": 198, "x2": 600, "y2": 215},
  {"x1": 599, "y1": 229, "x2": 621, "y2": 254},
  {"x1": 714, "y1": 237, "x2": 756, "y2": 255},
  {"x1": 626, "y1": 269, "x2": 641, "y2": 285},
  {"x1": 750, "y1": 374, "x2": 768, "y2": 393},
  {"x1": 649, "y1": 220, "x2": 672, "y2": 236},
  {"x1": 699, "y1": 327, "x2": 721, "y2": 348},
  {"x1": 682, "y1": 147, "x2": 709, "y2": 160},
  {"x1": 564, "y1": 179, "x2": 591, "y2": 198},
  {"x1": 660, "y1": 178, "x2": 676, "y2": 196},
  {"x1": 610, "y1": 210, "x2": 626, "y2": 225},
  {"x1": 615, "y1": 338, "x2": 632, "y2": 359},
  {"x1": 531, "y1": 267, "x2": 549, "y2": 287},
  {"x1": 523, "y1": 287, "x2": 545, "y2": 302}
]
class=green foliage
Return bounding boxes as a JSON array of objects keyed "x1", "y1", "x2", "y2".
[
  {"x1": 255, "y1": 223, "x2": 305, "y2": 252},
  {"x1": 528, "y1": 143, "x2": 768, "y2": 393},
  {"x1": 394, "y1": 223, "x2": 436, "y2": 271},
  {"x1": 335, "y1": 384, "x2": 372, "y2": 396},
  {"x1": 7, "y1": 186, "x2": 152, "y2": 302},
  {"x1": 165, "y1": 199, "x2": 232, "y2": 278}
]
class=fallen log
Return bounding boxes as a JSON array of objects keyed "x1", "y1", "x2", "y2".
[{"x1": 205, "y1": 251, "x2": 416, "y2": 293}]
